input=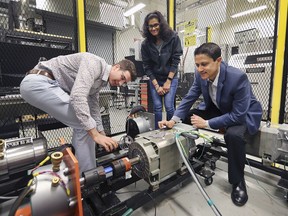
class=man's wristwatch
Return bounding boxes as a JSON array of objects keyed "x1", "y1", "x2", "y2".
[{"x1": 167, "y1": 77, "x2": 173, "y2": 81}]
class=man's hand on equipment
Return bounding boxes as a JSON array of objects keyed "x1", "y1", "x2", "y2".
[
  {"x1": 191, "y1": 114, "x2": 207, "y2": 128},
  {"x1": 94, "y1": 134, "x2": 118, "y2": 152},
  {"x1": 88, "y1": 128, "x2": 118, "y2": 152},
  {"x1": 158, "y1": 120, "x2": 175, "y2": 129}
]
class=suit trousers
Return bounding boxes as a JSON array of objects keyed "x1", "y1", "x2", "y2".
[
  {"x1": 183, "y1": 102, "x2": 248, "y2": 184},
  {"x1": 20, "y1": 74, "x2": 96, "y2": 175}
]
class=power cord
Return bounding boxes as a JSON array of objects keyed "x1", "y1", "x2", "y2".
[
  {"x1": 176, "y1": 131, "x2": 222, "y2": 216},
  {"x1": 246, "y1": 158, "x2": 288, "y2": 208},
  {"x1": 146, "y1": 192, "x2": 157, "y2": 216},
  {"x1": 119, "y1": 190, "x2": 157, "y2": 216},
  {"x1": 8, "y1": 186, "x2": 33, "y2": 216},
  {"x1": 0, "y1": 196, "x2": 18, "y2": 200}
]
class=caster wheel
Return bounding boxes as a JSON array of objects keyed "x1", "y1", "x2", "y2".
[
  {"x1": 210, "y1": 161, "x2": 216, "y2": 170},
  {"x1": 204, "y1": 177, "x2": 213, "y2": 186}
]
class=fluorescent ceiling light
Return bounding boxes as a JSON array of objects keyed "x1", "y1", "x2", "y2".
[
  {"x1": 231, "y1": 5, "x2": 267, "y2": 18},
  {"x1": 124, "y1": 3, "x2": 146, "y2": 17},
  {"x1": 197, "y1": 34, "x2": 206, "y2": 38},
  {"x1": 131, "y1": 14, "x2": 135, "y2": 26}
]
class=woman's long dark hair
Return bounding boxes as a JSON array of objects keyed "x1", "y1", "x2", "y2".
[{"x1": 142, "y1": 10, "x2": 174, "y2": 43}]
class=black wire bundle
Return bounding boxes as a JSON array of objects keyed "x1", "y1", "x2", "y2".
[{"x1": 8, "y1": 186, "x2": 33, "y2": 216}]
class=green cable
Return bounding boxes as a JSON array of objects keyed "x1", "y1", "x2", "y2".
[
  {"x1": 207, "y1": 199, "x2": 214, "y2": 206},
  {"x1": 176, "y1": 133, "x2": 189, "y2": 157},
  {"x1": 175, "y1": 134, "x2": 222, "y2": 216},
  {"x1": 179, "y1": 130, "x2": 213, "y2": 143},
  {"x1": 122, "y1": 208, "x2": 133, "y2": 216}
]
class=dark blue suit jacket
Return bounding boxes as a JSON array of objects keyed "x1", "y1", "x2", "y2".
[{"x1": 174, "y1": 62, "x2": 262, "y2": 135}]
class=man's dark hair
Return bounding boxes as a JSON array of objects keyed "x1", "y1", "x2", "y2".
[
  {"x1": 194, "y1": 42, "x2": 221, "y2": 61},
  {"x1": 117, "y1": 59, "x2": 137, "y2": 81},
  {"x1": 141, "y1": 10, "x2": 174, "y2": 43}
]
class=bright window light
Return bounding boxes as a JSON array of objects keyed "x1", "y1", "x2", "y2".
[
  {"x1": 131, "y1": 14, "x2": 135, "y2": 26},
  {"x1": 124, "y1": 3, "x2": 146, "y2": 17},
  {"x1": 231, "y1": 5, "x2": 267, "y2": 18},
  {"x1": 36, "y1": 0, "x2": 46, "y2": 8}
]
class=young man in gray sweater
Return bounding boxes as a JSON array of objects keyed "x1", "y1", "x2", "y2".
[{"x1": 20, "y1": 52, "x2": 137, "y2": 174}]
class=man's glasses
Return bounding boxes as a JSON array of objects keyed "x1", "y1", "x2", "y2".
[
  {"x1": 147, "y1": 23, "x2": 160, "y2": 29},
  {"x1": 121, "y1": 71, "x2": 127, "y2": 87}
]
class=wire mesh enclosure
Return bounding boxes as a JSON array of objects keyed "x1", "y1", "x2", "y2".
[
  {"x1": 85, "y1": 0, "x2": 167, "y2": 135},
  {"x1": 175, "y1": 0, "x2": 278, "y2": 121},
  {"x1": 0, "y1": 0, "x2": 76, "y2": 148},
  {"x1": 0, "y1": 0, "x2": 283, "y2": 150},
  {"x1": 282, "y1": 17, "x2": 288, "y2": 123},
  {"x1": 0, "y1": 0, "x2": 168, "y2": 148}
]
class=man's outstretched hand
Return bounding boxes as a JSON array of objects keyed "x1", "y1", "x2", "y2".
[
  {"x1": 94, "y1": 134, "x2": 118, "y2": 152},
  {"x1": 158, "y1": 120, "x2": 176, "y2": 129}
]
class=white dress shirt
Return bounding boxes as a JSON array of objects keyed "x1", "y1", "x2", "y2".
[
  {"x1": 206, "y1": 67, "x2": 220, "y2": 128},
  {"x1": 208, "y1": 67, "x2": 220, "y2": 109}
]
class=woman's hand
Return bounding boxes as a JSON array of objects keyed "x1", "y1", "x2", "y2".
[
  {"x1": 157, "y1": 86, "x2": 166, "y2": 95},
  {"x1": 163, "y1": 80, "x2": 171, "y2": 92}
]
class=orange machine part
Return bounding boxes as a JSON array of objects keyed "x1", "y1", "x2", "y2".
[
  {"x1": 15, "y1": 204, "x2": 32, "y2": 216},
  {"x1": 63, "y1": 147, "x2": 83, "y2": 216},
  {"x1": 121, "y1": 157, "x2": 132, "y2": 171},
  {"x1": 15, "y1": 148, "x2": 83, "y2": 216}
]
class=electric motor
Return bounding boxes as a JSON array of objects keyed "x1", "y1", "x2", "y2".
[{"x1": 128, "y1": 123, "x2": 197, "y2": 190}]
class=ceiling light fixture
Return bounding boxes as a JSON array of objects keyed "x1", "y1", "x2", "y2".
[
  {"x1": 124, "y1": 3, "x2": 146, "y2": 17},
  {"x1": 231, "y1": 5, "x2": 267, "y2": 18},
  {"x1": 247, "y1": 0, "x2": 257, "y2": 3}
]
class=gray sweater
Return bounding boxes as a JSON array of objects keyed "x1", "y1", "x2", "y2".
[{"x1": 34, "y1": 52, "x2": 111, "y2": 132}]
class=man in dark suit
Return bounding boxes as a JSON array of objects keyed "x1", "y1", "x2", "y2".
[{"x1": 159, "y1": 42, "x2": 262, "y2": 206}]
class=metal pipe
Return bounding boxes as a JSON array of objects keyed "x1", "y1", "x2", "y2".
[
  {"x1": 0, "y1": 137, "x2": 47, "y2": 178},
  {"x1": 79, "y1": 177, "x2": 85, "y2": 187},
  {"x1": 129, "y1": 156, "x2": 140, "y2": 165}
]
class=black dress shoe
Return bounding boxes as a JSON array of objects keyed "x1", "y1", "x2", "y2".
[{"x1": 231, "y1": 180, "x2": 248, "y2": 206}]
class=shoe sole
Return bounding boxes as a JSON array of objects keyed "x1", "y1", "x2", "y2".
[{"x1": 231, "y1": 195, "x2": 248, "y2": 207}]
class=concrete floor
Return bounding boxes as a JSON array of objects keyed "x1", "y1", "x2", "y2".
[{"x1": 116, "y1": 158, "x2": 288, "y2": 216}]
